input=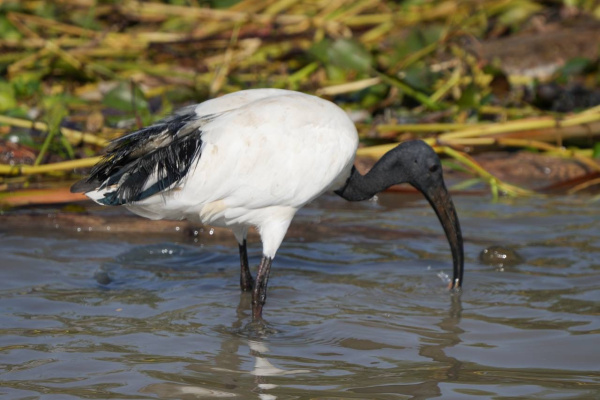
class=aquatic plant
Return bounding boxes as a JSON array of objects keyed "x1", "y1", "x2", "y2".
[{"x1": 1, "y1": 0, "x2": 599, "y2": 201}]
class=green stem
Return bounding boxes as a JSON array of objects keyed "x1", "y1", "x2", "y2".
[{"x1": 374, "y1": 70, "x2": 445, "y2": 111}]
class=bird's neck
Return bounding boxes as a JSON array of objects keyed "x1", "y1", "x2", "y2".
[
  {"x1": 334, "y1": 167, "x2": 377, "y2": 201},
  {"x1": 336, "y1": 155, "x2": 403, "y2": 202}
]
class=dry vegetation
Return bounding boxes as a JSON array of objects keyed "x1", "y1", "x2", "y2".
[{"x1": 1, "y1": 0, "x2": 599, "y2": 203}]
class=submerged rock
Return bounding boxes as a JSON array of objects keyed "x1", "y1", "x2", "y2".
[
  {"x1": 479, "y1": 245, "x2": 524, "y2": 268},
  {"x1": 94, "y1": 271, "x2": 112, "y2": 285}
]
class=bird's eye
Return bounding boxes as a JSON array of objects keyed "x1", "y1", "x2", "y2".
[{"x1": 429, "y1": 164, "x2": 439, "y2": 173}]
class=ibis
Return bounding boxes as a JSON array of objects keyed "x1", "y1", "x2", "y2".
[{"x1": 72, "y1": 88, "x2": 464, "y2": 321}]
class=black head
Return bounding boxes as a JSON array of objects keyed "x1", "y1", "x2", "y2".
[
  {"x1": 388, "y1": 140, "x2": 445, "y2": 191},
  {"x1": 335, "y1": 140, "x2": 464, "y2": 289}
]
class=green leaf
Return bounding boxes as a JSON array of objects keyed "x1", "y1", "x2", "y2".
[
  {"x1": 0, "y1": 15, "x2": 22, "y2": 41},
  {"x1": 33, "y1": 2, "x2": 57, "y2": 19},
  {"x1": 35, "y1": 95, "x2": 69, "y2": 166},
  {"x1": 593, "y1": 142, "x2": 600, "y2": 159},
  {"x1": 207, "y1": 0, "x2": 242, "y2": 9},
  {"x1": 391, "y1": 25, "x2": 444, "y2": 65},
  {"x1": 42, "y1": 96, "x2": 69, "y2": 131},
  {"x1": 358, "y1": 84, "x2": 388, "y2": 108},
  {"x1": 0, "y1": 81, "x2": 17, "y2": 111},
  {"x1": 497, "y1": 0, "x2": 542, "y2": 27},
  {"x1": 309, "y1": 38, "x2": 373, "y2": 73},
  {"x1": 403, "y1": 63, "x2": 436, "y2": 92},
  {"x1": 457, "y1": 84, "x2": 480, "y2": 110},
  {"x1": 327, "y1": 39, "x2": 373, "y2": 73},
  {"x1": 308, "y1": 39, "x2": 331, "y2": 64},
  {"x1": 161, "y1": 16, "x2": 195, "y2": 32},
  {"x1": 102, "y1": 81, "x2": 148, "y2": 112},
  {"x1": 560, "y1": 57, "x2": 591, "y2": 77},
  {"x1": 325, "y1": 64, "x2": 348, "y2": 82},
  {"x1": 11, "y1": 72, "x2": 42, "y2": 98},
  {"x1": 71, "y1": 6, "x2": 102, "y2": 31}
]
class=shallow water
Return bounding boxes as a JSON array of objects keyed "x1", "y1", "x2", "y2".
[{"x1": 1, "y1": 193, "x2": 599, "y2": 399}]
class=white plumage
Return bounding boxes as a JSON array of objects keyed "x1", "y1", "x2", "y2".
[
  {"x1": 88, "y1": 89, "x2": 358, "y2": 258},
  {"x1": 74, "y1": 88, "x2": 464, "y2": 321}
]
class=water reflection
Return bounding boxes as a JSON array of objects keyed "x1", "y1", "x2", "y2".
[
  {"x1": 348, "y1": 293, "x2": 463, "y2": 399},
  {"x1": 1, "y1": 195, "x2": 599, "y2": 399},
  {"x1": 138, "y1": 292, "x2": 314, "y2": 399},
  {"x1": 140, "y1": 291, "x2": 467, "y2": 399}
]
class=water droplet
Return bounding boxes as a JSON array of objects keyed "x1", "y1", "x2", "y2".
[
  {"x1": 437, "y1": 271, "x2": 450, "y2": 285},
  {"x1": 209, "y1": 228, "x2": 214, "y2": 235},
  {"x1": 106, "y1": 226, "x2": 111, "y2": 231},
  {"x1": 76, "y1": 227, "x2": 82, "y2": 232},
  {"x1": 175, "y1": 226, "x2": 180, "y2": 231}
]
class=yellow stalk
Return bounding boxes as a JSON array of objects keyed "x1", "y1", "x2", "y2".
[
  {"x1": 440, "y1": 118, "x2": 558, "y2": 140},
  {"x1": 210, "y1": 24, "x2": 241, "y2": 96},
  {"x1": 0, "y1": 115, "x2": 108, "y2": 147},
  {"x1": 329, "y1": 0, "x2": 380, "y2": 22},
  {"x1": 345, "y1": 13, "x2": 392, "y2": 26},
  {"x1": 264, "y1": 0, "x2": 302, "y2": 15},
  {"x1": 356, "y1": 143, "x2": 397, "y2": 159},
  {"x1": 441, "y1": 137, "x2": 600, "y2": 172},
  {"x1": 429, "y1": 68, "x2": 461, "y2": 103},
  {"x1": 568, "y1": 177, "x2": 600, "y2": 194},
  {"x1": 0, "y1": 157, "x2": 102, "y2": 176},
  {"x1": 377, "y1": 122, "x2": 481, "y2": 133},
  {"x1": 317, "y1": 77, "x2": 381, "y2": 96},
  {"x1": 438, "y1": 146, "x2": 534, "y2": 197},
  {"x1": 440, "y1": 109, "x2": 600, "y2": 141},
  {"x1": 360, "y1": 21, "x2": 394, "y2": 42},
  {"x1": 8, "y1": 11, "x2": 99, "y2": 37}
]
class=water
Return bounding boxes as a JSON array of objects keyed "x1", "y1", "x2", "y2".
[{"x1": 1, "y1": 193, "x2": 598, "y2": 399}]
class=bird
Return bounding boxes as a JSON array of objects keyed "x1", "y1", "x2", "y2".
[{"x1": 71, "y1": 88, "x2": 464, "y2": 321}]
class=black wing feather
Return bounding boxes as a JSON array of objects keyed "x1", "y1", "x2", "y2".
[{"x1": 71, "y1": 106, "x2": 213, "y2": 205}]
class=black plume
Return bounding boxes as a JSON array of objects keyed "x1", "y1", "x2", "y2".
[{"x1": 72, "y1": 106, "x2": 213, "y2": 205}]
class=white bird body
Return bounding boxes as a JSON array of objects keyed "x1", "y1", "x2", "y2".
[
  {"x1": 86, "y1": 89, "x2": 358, "y2": 257},
  {"x1": 74, "y1": 88, "x2": 464, "y2": 321}
]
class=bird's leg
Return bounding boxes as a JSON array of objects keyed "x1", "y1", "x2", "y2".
[
  {"x1": 252, "y1": 256, "x2": 273, "y2": 321},
  {"x1": 239, "y1": 239, "x2": 254, "y2": 292}
]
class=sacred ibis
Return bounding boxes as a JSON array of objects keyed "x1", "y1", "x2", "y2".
[{"x1": 72, "y1": 88, "x2": 464, "y2": 321}]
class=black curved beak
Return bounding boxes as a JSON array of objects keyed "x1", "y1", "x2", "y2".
[{"x1": 418, "y1": 182, "x2": 464, "y2": 290}]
